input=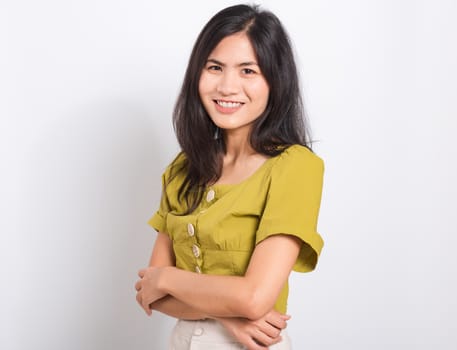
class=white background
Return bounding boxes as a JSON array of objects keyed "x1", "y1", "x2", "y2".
[{"x1": 1, "y1": 0, "x2": 456, "y2": 349}]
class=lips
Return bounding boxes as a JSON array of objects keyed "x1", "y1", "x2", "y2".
[{"x1": 213, "y1": 99, "x2": 244, "y2": 113}]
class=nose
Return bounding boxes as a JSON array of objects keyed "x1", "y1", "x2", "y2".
[{"x1": 216, "y1": 70, "x2": 240, "y2": 95}]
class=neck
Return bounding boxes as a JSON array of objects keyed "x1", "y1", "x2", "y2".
[{"x1": 223, "y1": 128, "x2": 256, "y2": 161}]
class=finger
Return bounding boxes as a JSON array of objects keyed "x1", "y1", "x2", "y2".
[
  {"x1": 265, "y1": 311, "x2": 287, "y2": 329},
  {"x1": 135, "y1": 280, "x2": 142, "y2": 291},
  {"x1": 256, "y1": 321, "x2": 282, "y2": 340},
  {"x1": 265, "y1": 316, "x2": 286, "y2": 330},
  {"x1": 142, "y1": 299, "x2": 152, "y2": 316},
  {"x1": 139, "y1": 290, "x2": 151, "y2": 316},
  {"x1": 244, "y1": 336, "x2": 268, "y2": 350},
  {"x1": 267, "y1": 310, "x2": 290, "y2": 320},
  {"x1": 136, "y1": 291, "x2": 151, "y2": 316},
  {"x1": 253, "y1": 329, "x2": 282, "y2": 347}
]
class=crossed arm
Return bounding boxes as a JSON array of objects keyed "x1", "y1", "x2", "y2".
[
  {"x1": 135, "y1": 231, "x2": 301, "y2": 348},
  {"x1": 141, "y1": 231, "x2": 206, "y2": 320}
]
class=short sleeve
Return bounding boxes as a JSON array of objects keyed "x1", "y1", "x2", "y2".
[
  {"x1": 147, "y1": 171, "x2": 170, "y2": 234},
  {"x1": 147, "y1": 152, "x2": 186, "y2": 235},
  {"x1": 256, "y1": 146, "x2": 325, "y2": 272}
]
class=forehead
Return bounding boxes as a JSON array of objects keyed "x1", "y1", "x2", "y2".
[{"x1": 208, "y1": 32, "x2": 258, "y2": 63}]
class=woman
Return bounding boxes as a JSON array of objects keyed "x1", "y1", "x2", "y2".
[{"x1": 135, "y1": 4, "x2": 324, "y2": 350}]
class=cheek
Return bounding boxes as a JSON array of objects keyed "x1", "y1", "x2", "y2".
[
  {"x1": 249, "y1": 82, "x2": 270, "y2": 106},
  {"x1": 198, "y1": 72, "x2": 213, "y2": 96},
  {"x1": 198, "y1": 76, "x2": 214, "y2": 112}
]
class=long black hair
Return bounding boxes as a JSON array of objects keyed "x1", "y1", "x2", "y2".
[{"x1": 172, "y1": 4, "x2": 312, "y2": 213}]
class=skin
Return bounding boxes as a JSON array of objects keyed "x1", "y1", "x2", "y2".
[
  {"x1": 198, "y1": 31, "x2": 270, "y2": 142},
  {"x1": 136, "y1": 32, "x2": 301, "y2": 350},
  {"x1": 140, "y1": 232, "x2": 292, "y2": 350}
]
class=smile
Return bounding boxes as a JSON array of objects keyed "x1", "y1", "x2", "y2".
[{"x1": 215, "y1": 100, "x2": 243, "y2": 108}]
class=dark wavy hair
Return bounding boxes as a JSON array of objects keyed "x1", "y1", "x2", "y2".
[{"x1": 172, "y1": 4, "x2": 313, "y2": 213}]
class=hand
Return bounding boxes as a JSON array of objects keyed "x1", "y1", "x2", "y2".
[
  {"x1": 135, "y1": 267, "x2": 168, "y2": 316},
  {"x1": 217, "y1": 310, "x2": 290, "y2": 350}
]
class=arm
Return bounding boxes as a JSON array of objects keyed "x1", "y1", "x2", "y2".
[
  {"x1": 139, "y1": 231, "x2": 208, "y2": 319},
  {"x1": 216, "y1": 312, "x2": 290, "y2": 350},
  {"x1": 138, "y1": 233, "x2": 302, "y2": 320},
  {"x1": 136, "y1": 232, "x2": 289, "y2": 349}
]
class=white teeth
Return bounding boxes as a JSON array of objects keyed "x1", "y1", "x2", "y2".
[{"x1": 217, "y1": 100, "x2": 241, "y2": 108}]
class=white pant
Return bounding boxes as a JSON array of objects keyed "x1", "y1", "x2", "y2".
[{"x1": 169, "y1": 319, "x2": 291, "y2": 350}]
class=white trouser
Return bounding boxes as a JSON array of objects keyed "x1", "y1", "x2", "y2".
[{"x1": 169, "y1": 319, "x2": 291, "y2": 350}]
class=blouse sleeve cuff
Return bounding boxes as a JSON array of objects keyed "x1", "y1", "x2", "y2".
[
  {"x1": 147, "y1": 211, "x2": 167, "y2": 233},
  {"x1": 256, "y1": 229, "x2": 324, "y2": 273},
  {"x1": 293, "y1": 230, "x2": 324, "y2": 272}
]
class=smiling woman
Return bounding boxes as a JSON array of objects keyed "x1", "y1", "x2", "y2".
[
  {"x1": 135, "y1": 4, "x2": 325, "y2": 350},
  {"x1": 199, "y1": 32, "x2": 270, "y2": 135}
]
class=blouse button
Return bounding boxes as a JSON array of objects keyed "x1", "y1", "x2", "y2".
[
  {"x1": 195, "y1": 266, "x2": 202, "y2": 274},
  {"x1": 206, "y1": 189, "x2": 215, "y2": 202},
  {"x1": 192, "y1": 244, "x2": 200, "y2": 258},
  {"x1": 187, "y1": 223, "x2": 195, "y2": 237}
]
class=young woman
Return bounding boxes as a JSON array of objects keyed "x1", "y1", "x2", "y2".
[{"x1": 135, "y1": 4, "x2": 324, "y2": 350}]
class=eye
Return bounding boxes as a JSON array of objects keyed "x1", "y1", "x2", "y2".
[
  {"x1": 207, "y1": 65, "x2": 222, "y2": 72},
  {"x1": 242, "y1": 68, "x2": 256, "y2": 75}
]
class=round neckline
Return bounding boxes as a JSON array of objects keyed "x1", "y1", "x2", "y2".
[{"x1": 209, "y1": 154, "x2": 278, "y2": 189}]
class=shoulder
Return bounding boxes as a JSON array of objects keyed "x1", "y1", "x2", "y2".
[
  {"x1": 275, "y1": 144, "x2": 324, "y2": 172},
  {"x1": 262, "y1": 144, "x2": 324, "y2": 190},
  {"x1": 158, "y1": 152, "x2": 188, "y2": 190},
  {"x1": 169, "y1": 151, "x2": 187, "y2": 168},
  {"x1": 163, "y1": 152, "x2": 187, "y2": 177}
]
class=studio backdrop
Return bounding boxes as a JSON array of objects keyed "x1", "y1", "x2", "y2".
[{"x1": 1, "y1": 0, "x2": 456, "y2": 349}]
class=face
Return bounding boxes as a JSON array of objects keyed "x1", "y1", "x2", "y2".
[{"x1": 198, "y1": 32, "x2": 270, "y2": 137}]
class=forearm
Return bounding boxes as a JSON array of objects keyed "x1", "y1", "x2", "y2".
[
  {"x1": 150, "y1": 295, "x2": 209, "y2": 320},
  {"x1": 152, "y1": 295, "x2": 289, "y2": 350},
  {"x1": 159, "y1": 267, "x2": 265, "y2": 320},
  {"x1": 141, "y1": 234, "x2": 300, "y2": 320}
]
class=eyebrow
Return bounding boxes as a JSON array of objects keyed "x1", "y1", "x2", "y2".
[{"x1": 206, "y1": 58, "x2": 259, "y2": 67}]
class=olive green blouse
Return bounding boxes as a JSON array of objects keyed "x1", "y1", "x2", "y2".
[{"x1": 148, "y1": 144, "x2": 324, "y2": 314}]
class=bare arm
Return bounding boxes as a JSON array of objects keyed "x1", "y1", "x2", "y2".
[
  {"x1": 138, "y1": 233, "x2": 302, "y2": 320},
  {"x1": 143, "y1": 232, "x2": 207, "y2": 319},
  {"x1": 136, "y1": 231, "x2": 290, "y2": 349}
]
